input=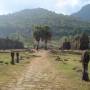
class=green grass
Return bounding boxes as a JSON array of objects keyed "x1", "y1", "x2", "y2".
[
  {"x1": 0, "y1": 51, "x2": 35, "y2": 87},
  {"x1": 50, "y1": 51, "x2": 90, "y2": 90}
]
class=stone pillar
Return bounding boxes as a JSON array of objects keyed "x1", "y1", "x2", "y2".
[
  {"x1": 11, "y1": 52, "x2": 15, "y2": 65},
  {"x1": 16, "y1": 52, "x2": 19, "y2": 63},
  {"x1": 82, "y1": 51, "x2": 89, "y2": 81}
]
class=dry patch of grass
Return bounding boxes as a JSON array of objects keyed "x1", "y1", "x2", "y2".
[
  {"x1": 50, "y1": 50, "x2": 90, "y2": 90},
  {"x1": 0, "y1": 51, "x2": 36, "y2": 87}
]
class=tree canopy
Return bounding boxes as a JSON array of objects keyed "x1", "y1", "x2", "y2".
[{"x1": 33, "y1": 25, "x2": 52, "y2": 49}]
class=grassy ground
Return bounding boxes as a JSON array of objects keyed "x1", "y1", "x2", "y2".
[
  {"x1": 50, "y1": 50, "x2": 90, "y2": 90},
  {"x1": 0, "y1": 51, "x2": 36, "y2": 87},
  {"x1": 0, "y1": 49, "x2": 90, "y2": 90}
]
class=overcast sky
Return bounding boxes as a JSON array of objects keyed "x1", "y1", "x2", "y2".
[{"x1": 0, "y1": 0, "x2": 90, "y2": 15}]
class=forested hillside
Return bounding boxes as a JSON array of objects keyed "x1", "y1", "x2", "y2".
[
  {"x1": 0, "y1": 8, "x2": 90, "y2": 39},
  {"x1": 72, "y1": 4, "x2": 90, "y2": 21}
]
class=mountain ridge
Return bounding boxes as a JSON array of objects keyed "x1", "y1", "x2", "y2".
[
  {"x1": 0, "y1": 8, "x2": 90, "y2": 39},
  {"x1": 71, "y1": 4, "x2": 90, "y2": 21}
]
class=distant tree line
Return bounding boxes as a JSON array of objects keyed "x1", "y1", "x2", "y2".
[
  {"x1": 61, "y1": 32, "x2": 90, "y2": 50},
  {"x1": 0, "y1": 38, "x2": 24, "y2": 49}
]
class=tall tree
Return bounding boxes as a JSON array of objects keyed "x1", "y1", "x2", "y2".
[
  {"x1": 33, "y1": 25, "x2": 52, "y2": 50},
  {"x1": 33, "y1": 26, "x2": 41, "y2": 50},
  {"x1": 80, "y1": 33, "x2": 89, "y2": 50},
  {"x1": 41, "y1": 26, "x2": 52, "y2": 49}
]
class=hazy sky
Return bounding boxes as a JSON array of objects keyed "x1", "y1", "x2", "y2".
[{"x1": 0, "y1": 0, "x2": 90, "y2": 15}]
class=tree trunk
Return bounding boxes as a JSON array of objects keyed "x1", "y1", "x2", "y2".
[
  {"x1": 36, "y1": 41, "x2": 39, "y2": 50},
  {"x1": 45, "y1": 40, "x2": 47, "y2": 50}
]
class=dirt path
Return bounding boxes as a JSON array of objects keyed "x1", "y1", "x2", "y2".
[{"x1": 2, "y1": 50, "x2": 74, "y2": 90}]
